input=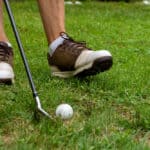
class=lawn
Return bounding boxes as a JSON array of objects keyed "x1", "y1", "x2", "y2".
[{"x1": 0, "y1": 1, "x2": 150, "y2": 149}]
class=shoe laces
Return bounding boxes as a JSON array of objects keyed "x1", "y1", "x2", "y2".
[
  {"x1": 0, "y1": 44, "x2": 10, "y2": 62},
  {"x1": 60, "y1": 32, "x2": 88, "y2": 50}
]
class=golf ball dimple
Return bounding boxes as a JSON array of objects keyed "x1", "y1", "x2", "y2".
[{"x1": 56, "y1": 104, "x2": 73, "y2": 120}]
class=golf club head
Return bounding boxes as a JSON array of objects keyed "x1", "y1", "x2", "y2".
[{"x1": 34, "y1": 96, "x2": 52, "y2": 120}]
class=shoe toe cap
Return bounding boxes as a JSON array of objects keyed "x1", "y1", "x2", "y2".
[
  {"x1": 0, "y1": 62, "x2": 14, "y2": 79},
  {"x1": 75, "y1": 50, "x2": 112, "y2": 68}
]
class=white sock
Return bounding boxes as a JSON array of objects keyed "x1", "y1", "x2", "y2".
[
  {"x1": 6, "y1": 42, "x2": 12, "y2": 47},
  {"x1": 49, "y1": 36, "x2": 65, "y2": 56}
]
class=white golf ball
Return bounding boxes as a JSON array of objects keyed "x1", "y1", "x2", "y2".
[{"x1": 56, "y1": 104, "x2": 73, "y2": 120}]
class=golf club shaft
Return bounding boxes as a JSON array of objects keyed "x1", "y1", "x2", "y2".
[{"x1": 4, "y1": 0, "x2": 51, "y2": 119}]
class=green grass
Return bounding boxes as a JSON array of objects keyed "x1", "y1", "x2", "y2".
[{"x1": 0, "y1": 1, "x2": 150, "y2": 149}]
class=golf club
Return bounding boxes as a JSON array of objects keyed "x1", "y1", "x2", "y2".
[{"x1": 4, "y1": 0, "x2": 52, "y2": 119}]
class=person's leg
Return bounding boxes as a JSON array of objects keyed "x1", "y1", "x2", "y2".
[
  {"x1": 0, "y1": 0, "x2": 8, "y2": 42},
  {"x1": 0, "y1": 0, "x2": 14, "y2": 84},
  {"x1": 37, "y1": 0, "x2": 112, "y2": 78},
  {"x1": 37, "y1": 0, "x2": 65, "y2": 44}
]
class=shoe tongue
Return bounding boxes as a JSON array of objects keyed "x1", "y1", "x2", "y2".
[{"x1": 60, "y1": 32, "x2": 70, "y2": 40}]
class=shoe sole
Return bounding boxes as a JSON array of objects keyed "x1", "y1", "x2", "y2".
[
  {"x1": 51, "y1": 56, "x2": 113, "y2": 78},
  {"x1": 0, "y1": 78, "x2": 14, "y2": 85}
]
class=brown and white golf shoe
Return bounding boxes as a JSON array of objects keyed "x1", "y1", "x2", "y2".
[
  {"x1": 48, "y1": 33, "x2": 113, "y2": 78},
  {"x1": 0, "y1": 42, "x2": 14, "y2": 84}
]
